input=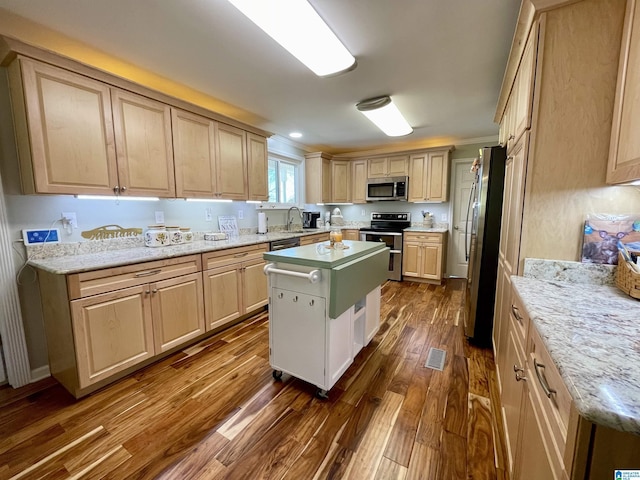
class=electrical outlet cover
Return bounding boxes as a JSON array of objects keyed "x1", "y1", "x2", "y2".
[
  {"x1": 23, "y1": 228, "x2": 61, "y2": 245},
  {"x1": 155, "y1": 211, "x2": 165, "y2": 224},
  {"x1": 61, "y1": 212, "x2": 77, "y2": 228}
]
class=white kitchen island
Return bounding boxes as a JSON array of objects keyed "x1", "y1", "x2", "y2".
[{"x1": 263, "y1": 240, "x2": 389, "y2": 398}]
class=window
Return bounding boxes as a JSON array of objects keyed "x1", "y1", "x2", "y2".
[{"x1": 268, "y1": 157, "x2": 299, "y2": 204}]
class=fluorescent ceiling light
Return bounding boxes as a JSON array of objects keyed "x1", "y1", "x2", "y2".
[
  {"x1": 185, "y1": 198, "x2": 233, "y2": 203},
  {"x1": 356, "y1": 96, "x2": 413, "y2": 137},
  {"x1": 75, "y1": 195, "x2": 159, "y2": 201},
  {"x1": 227, "y1": 0, "x2": 356, "y2": 76}
]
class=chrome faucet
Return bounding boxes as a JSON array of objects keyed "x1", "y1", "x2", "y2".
[{"x1": 287, "y1": 206, "x2": 303, "y2": 231}]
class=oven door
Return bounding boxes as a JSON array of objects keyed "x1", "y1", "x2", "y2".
[{"x1": 359, "y1": 230, "x2": 403, "y2": 281}]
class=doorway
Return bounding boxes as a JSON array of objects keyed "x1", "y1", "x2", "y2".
[{"x1": 447, "y1": 158, "x2": 475, "y2": 278}]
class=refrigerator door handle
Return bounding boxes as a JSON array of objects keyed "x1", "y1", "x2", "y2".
[{"x1": 464, "y1": 180, "x2": 476, "y2": 261}]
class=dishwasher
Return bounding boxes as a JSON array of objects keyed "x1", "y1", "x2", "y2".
[{"x1": 269, "y1": 237, "x2": 300, "y2": 251}]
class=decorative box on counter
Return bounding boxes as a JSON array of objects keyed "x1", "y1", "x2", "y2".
[
  {"x1": 616, "y1": 252, "x2": 640, "y2": 299},
  {"x1": 204, "y1": 232, "x2": 228, "y2": 241}
]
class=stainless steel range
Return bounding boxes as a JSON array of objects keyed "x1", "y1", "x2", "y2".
[{"x1": 359, "y1": 212, "x2": 411, "y2": 281}]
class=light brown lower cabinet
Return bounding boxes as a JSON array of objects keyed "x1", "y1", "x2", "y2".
[
  {"x1": 202, "y1": 243, "x2": 269, "y2": 331},
  {"x1": 498, "y1": 287, "x2": 640, "y2": 479},
  {"x1": 39, "y1": 255, "x2": 204, "y2": 398},
  {"x1": 342, "y1": 229, "x2": 360, "y2": 241},
  {"x1": 300, "y1": 232, "x2": 330, "y2": 246},
  {"x1": 402, "y1": 232, "x2": 447, "y2": 284}
]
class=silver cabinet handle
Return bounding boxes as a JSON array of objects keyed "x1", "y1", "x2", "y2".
[
  {"x1": 534, "y1": 360, "x2": 556, "y2": 398},
  {"x1": 113, "y1": 185, "x2": 119, "y2": 194},
  {"x1": 135, "y1": 269, "x2": 162, "y2": 277},
  {"x1": 309, "y1": 299, "x2": 314, "y2": 306},
  {"x1": 454, "y1": 226, "x2": 459, "y2": 230},
  {"x1": 508, "y1": 134, "x2": 515, "y2": 140},
  {"x1": 511, "y1": 305, "x2": 523, "y2": 324},
  {"x1": 234, "y1": 252, "x2": 249, "y2": 258},
  {"x1": 293, "y1": 296, "x2": 298, "y2": 302},
  {"x1": 514, "y1": 364, "x2": 526, "y2": 381},
  {"x1": 120, "y1": 186, "x2": 127, "y2": 192},
  {"x1": 152, "y1": 288, "x2": 158, "y2": 294},
  {"x1": 145, "y1": 290, "x2": 151, "y2": 295}
]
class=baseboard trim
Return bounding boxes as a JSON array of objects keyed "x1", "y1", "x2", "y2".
[{"x1": 31, "y1": 365, "x2": 51, "y2": 382}]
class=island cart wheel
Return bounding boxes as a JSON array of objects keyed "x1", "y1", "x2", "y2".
[
  {"x1": 272, "y1": 370, "x2": 283, "y2": 380},
  {"x1": 316, "y1": 389, "x2": 329, "y2": 400}
]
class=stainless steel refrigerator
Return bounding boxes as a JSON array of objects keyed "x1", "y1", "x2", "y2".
[{"x1": 464, "y1": 145, "x2": 506, "y2": 346}]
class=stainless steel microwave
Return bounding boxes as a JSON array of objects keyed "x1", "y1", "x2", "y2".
[{"x1": 366, "y1": 176, "x2": 409, "y2": 201}]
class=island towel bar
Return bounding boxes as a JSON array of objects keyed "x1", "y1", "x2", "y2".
[{"x1": 263, "y1": 263, "x2": 321, "y2": 284}]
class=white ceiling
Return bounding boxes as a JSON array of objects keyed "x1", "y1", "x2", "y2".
[{"x1": 0, "y1": 0, "x2": 520, "y2": 154}]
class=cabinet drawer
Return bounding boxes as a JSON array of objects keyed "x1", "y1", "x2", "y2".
[
  {"x1": 403, "y1": 232, "x2": 442, "y2": 243},
  {"x1": 300, "y1": 233, "x2": 330, "y2": 245},
  {"x1": 509, "y1": 288, "x2": 529, "y2": 346},
  {"x1": 202, "y1": 243, "x2": 268, "y2": 270},
  {"x1": 527, "y1": 325, "x2": 572, "y2": 460},
  {"x1": 67, "y1": 255, "x2": 201, "y2": 300}
]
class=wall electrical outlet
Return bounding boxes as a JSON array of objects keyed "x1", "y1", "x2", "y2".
[
  {"x1": 61, "y1": 212, "x2": 77, "y2": 228},
  {"x1": 155, "y1": 211, "x2": 165, "y2": 224},
  {"x1": 238, "y1": 210, "x2": 244, "y2": 220},
  {"x1": 441, "y1": 213, "x2": 448, "y2": 221},
  {"x1": 361, "y1": 209, "x2": 366, "y2": 216},
  {"x1": 205, "y1": 208, "x2": 212, "y2": 222}
]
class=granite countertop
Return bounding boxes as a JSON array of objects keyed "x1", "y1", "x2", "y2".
[
  {"x1": 511, "y1": 275, "x2": 640, "y2": 434},
  {"x1": 28, "y1": 230, "x2": 331, "y2": 275},
  {"x1": 263, "y1": 240, "x2": 387, "y2": 269}
]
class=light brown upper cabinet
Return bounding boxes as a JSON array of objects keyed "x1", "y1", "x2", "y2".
[
  {"x1": 247, "y1": 133, "x2": 268, "y2": 201},
  {"x1": 8, "y1": 57, "x2": 119, "y2": 195},
  {"x1": 305, "y1": 152, "x2": 332, "y2": 204},
  {"x1": 408, "y1": 150, "x2": 450, "y2": 202},
  {"x1": 172, "y1": 108, "x2": 217, "y2": 198},
  {"x1": 608, "y1": 0, "x2": 640, "y2": 184},
  {"x1": 367, "y1": 155, "x2": 409, "y2": 178},
  {"x1": 331, "y1": 160, "x2": 351, "y2": 203},
  {"x1": 216, "y1": 123, "x2": 248, "y2": 200},
  {"x1": 351, "y1": 159, "x2": 367, "y2": 204},
  {"x1": 111, "y1": 89, "x2": 175, "y2": 197},
  {"x1": 9, "y1": 57, "x2": 175, "y2": 197}
]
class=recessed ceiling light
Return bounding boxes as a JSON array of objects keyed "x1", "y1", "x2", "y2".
[
  {"x1": 289, "y1": 132, "x2": 303, "y2": 138},
  {"x1": 356, "y1": 96, "x2": 413, "y2": 137},
  {"x1": 227, "y1": 0, "x2": 356, "y2": 77}
]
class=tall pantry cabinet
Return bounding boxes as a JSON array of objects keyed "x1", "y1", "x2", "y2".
[{"x1": 492, "y1": 0, "x2": 640, "y2": 478}]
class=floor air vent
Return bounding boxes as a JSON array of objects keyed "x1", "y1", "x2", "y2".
[{"x1": 425, "y1": 347, "x2": 446, "y2": 371}]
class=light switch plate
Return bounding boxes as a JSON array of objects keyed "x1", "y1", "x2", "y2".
[
  {"x1": 23, "y1": 228, "x2": 61, "y2": 245},
  {"x1": 155, "y1": 211, "x2": 165, "y2": 224}
]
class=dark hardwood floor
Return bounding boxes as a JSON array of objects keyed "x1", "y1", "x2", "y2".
[{"x1": 0, "y1": 279, "x2": 507, "y2": 479}]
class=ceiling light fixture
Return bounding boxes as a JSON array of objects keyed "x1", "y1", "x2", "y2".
[
  {"x1": 227, "y1": 0, "x2": 356, "y2": 77},
  {"x1": 289, "y1": 132, "x2": 303, "y2": 138},
  {"x1": 356, "y1": 96, "x2": 413, "y2": 137}
]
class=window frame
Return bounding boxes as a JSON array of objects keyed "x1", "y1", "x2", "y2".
[{"x1": 259, "y1": 149, "x2": 305, "y2": 210}]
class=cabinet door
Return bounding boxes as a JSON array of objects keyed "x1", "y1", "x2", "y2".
[
  {"x1": 332, "y1": 160, "x2": 351, "y2": 203},
  {"x1": 500, "y1": 327, "x2": 526, "y2": 477},
  {"x1": 151, "y1": 273, "x2": 205, "y2": 353},
  {"x1": 351, "y1": 159, "x2": 367, "y2": 203},
  {"x1": 504, "y1": 133, "x2": 529, "y2": 276},
  {"x1": 402, "y1": 242, "x2": 421, "y2": 277},
  {"x1": 13, "y1": 58, "x2": 118, "y2": 195},
  {"x1": 368, "y1": 158, "x2": 387, "y2": 178},
  {"x1": 111, "y1": 89, "x2": 175, "y2": 197},
  {"x1": 71, "y1": 285, "x2": 154, "y2": 388},
  {"x1": 247, "y1": 133, "x2": 268, "y2": 201},
  {"x1": 426, "y1": 151, "x2": 449, "y2": 202},
  {"x1": 216, "y1": 123, "x2": 247, "y2": 199},
  {"x1": 513, "y1": 25, "x2": 537, "y2": 145},
  {"x1": 408, "y1": 154, "x2": 428, "y2": 202},
  {"x1": 343, "y1": 229, "x2": 360, "y2": 241},
  {"x1": 172, "y1": 108, "x2": 216, "y2": 198},
  {"x1": 203, "y1": 264, "x2": 242, "y2": 330},
  {"x1": 387, "y1": 155, "x2": 409, "y2": 176},
  {"x1": 322, "y1": 158, "x2": 332, "y2": 203},
  {"x1": 242, "y1": 258, "x2": 268, "y2": 313},
  {"x1": 364, "y1": 286, "x2": 381, "y2": 344},
  {"x1": 515, "y1": 386, "x2": 561, "y2": 480},
  {"x1": 421, "y1": 243, "x2": 442, "y2": 279},
  {"x1": 270, "y1": 289, "x2": 326, "y2": 387},
  {"x1": 608, "y1": 0, "x2": 640, "y2": 184}
]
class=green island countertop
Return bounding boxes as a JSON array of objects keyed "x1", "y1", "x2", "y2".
[{"x1": 263, "y1": 240, "x2": 387, "y2": 269}]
